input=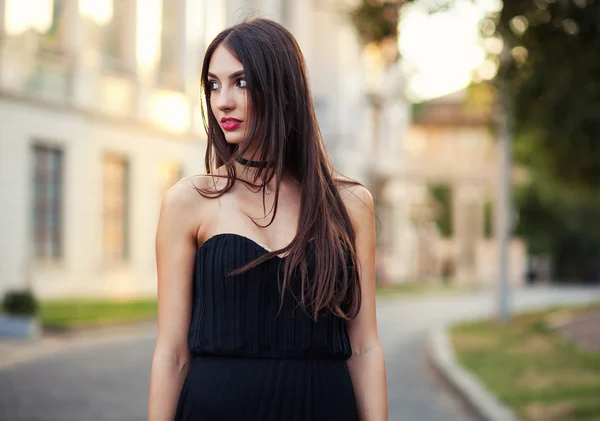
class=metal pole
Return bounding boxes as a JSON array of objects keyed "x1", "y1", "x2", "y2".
[{"x1": 497, "y1": 78, "x2": 512, "y2": 324}]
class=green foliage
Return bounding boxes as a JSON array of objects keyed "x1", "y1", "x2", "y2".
[
  {"x1": 349, "y1": 1, "x2": 405, "y2": 45},
  {"x1": 488, "y1": 1, "x2": 600, "y2": 281},
  {"x1": 428, "y1": 184, "x2": 453, "y2": 238},
  {"x1": 483, "y1": 199, "x2": 493, "y2": 239},
  {"x1": 348, "y1": 0, "x2": 470, "y2": 46},
  {"x1": 514, "y1": 172, "x2": 600, "y2": 282},
  {"x1": 494, "y1": 0, "x2": 600, "y2": 191},
  {"x1": 2, "y1": 290, "x2": 38, "y2": 316}
]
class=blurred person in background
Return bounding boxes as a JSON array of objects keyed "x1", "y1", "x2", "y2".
[{"x1": 147, "y1": 18, "x2": 387, "y2": 421}]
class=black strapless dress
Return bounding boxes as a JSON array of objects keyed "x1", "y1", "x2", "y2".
[{"x1": 174, "y1": 233, "x2": 359, "y2": 421}]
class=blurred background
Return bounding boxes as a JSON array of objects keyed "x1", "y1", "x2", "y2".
[{"x1": 0, "y1": 0, "x2": 599, "y2": 420}]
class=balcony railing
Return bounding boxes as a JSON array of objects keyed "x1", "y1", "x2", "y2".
[
  {"x1": 0, "y1": 38, "x2": 197, "y2": 135},
  {"x1": 0, "y1": 44, "x2": 75, "y2": 103}
]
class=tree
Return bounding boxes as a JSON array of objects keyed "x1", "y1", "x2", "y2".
[
  {"x1": 514, "y1": 169, "x2": 600, "y2": 282},
  {"x1": 349, "y1": 0, "x2": 456, "y2": 46},
  {"x1": 350, "y1": 1, "x2": 406, "y2": 46},
  {"x1": 486, "y1": 1, "x2": 600, "y2": 283},
  {"x1": 492, "y1": 0, "x2": 600, "y2": 191}
]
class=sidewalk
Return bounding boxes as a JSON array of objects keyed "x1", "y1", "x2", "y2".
[
  {"x1": 0, "y1": 321, "x2": 157, "y2": 370},
  {"x1": 559, "y1": 309, "x2": 600, "y2": 353}
]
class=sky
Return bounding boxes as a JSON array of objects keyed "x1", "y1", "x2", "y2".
[{"x1": 398, "y1": 0, "x2": 502, "y2": 102}]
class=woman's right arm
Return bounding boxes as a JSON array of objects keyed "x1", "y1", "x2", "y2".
[{"x1": 148, "y1": 182, "x2": 201, "y2": 421}]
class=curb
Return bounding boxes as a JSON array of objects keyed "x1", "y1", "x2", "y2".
[{"x1": 427, "y1": 327, "x2": 521, "y2": 421}]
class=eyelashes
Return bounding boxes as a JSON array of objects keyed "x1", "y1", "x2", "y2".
[{"x1": 207, "y1": 78, "x2": 247, "y2": 91}]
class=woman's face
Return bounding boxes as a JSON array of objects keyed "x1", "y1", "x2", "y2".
[{"x1": 207, "y1": 45, "x2": 253, "y2": 145}]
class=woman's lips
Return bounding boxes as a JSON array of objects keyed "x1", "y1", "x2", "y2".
[{"x1": 221, "y1": 118, "x2": 242, "y2": 131}]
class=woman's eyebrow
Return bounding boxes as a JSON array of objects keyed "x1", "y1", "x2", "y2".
[{"x1": 207, "y1": 70, "x2": 245, "y2": 80}]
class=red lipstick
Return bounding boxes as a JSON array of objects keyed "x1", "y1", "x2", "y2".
[{"x1": 221, "y1": 117, "x2": 242, "y2": 131}]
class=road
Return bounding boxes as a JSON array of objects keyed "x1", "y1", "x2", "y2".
[{"x1": 1, "y1": 286, "x2": 598, "y2": 421}]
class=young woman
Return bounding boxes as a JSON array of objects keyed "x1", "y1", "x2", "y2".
[{"x1": 148, "y1": 18, "x2": 388, "y2": 421}]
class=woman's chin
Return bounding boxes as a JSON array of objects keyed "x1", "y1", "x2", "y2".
[{"x1": 224, "y1": 134, "x2": 246, "y2": 145}]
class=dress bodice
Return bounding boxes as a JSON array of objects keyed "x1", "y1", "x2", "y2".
[{"x1": 186, "y1": 233, "x2": 353, "y2": 360}]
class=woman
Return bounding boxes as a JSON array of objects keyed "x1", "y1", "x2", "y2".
[{"x1": 148, "y1": 18, "x2": 387, "y2": 421}]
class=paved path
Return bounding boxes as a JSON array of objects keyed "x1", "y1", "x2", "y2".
[
  {"x1": 559, "y1": 308, "x2": 600, "y2": 353},
  {"x1": 0, "y1": 324, "x2": 157, "y2": 421},
  {"x1": 0, "y1": 285, "x2": 598, "y2": 421},
  {"x1": 380, "y1": 285, "x2": 600, "y2": 421}
]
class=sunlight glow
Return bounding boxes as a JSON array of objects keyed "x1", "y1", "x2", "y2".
[
  {"x1": 5, "y1": 0, "x2": 53, "y2": 35},
  {"x1": 149, "y1": 90, "x2": 191, "y2": 133},
  {"x1": 363, "y1": 43, "x2": 384, "y2": 93},
  {"x1": 399, "y1": 0, "x2": 502, "y2": 101},
  {"x1": 136, "y1": 0, "x2": 162, "y2": 71},
  {"x1": 476, "y1": 59, "x2": 498, "y2": 80},
  {"x1": 79, "y1": 0, "x2": 113, "y2": 26}
]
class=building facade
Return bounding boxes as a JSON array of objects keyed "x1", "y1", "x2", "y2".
[
  {"x1": 0, "y1": 0, "x2": 400, "y2": 298},
  {"x1": 0, "y1": 0, "x2": 221, "y2": 298},
  {"x1": 380, "y1": 88, "x2": 526, "y2": 286}
]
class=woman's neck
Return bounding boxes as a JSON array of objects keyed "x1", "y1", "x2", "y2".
[{"x1": 233, "y1": 158, "x2": 275, "y2": 191}]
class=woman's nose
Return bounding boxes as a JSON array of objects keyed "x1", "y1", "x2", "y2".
[{"x1": 216, "y1": 87, "x2": 235, "y2": 111}]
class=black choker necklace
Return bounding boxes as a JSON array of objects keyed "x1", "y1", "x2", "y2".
[{"x1": 236, "y1": 157, "x2": 272, "y2": 168}]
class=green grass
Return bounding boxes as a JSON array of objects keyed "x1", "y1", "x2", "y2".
[
  {"x1": 376, "y1": 282, "x2": 484, "y2": 297},
  {"x1": 36, "y1": 283, "x2": 470, "y2": 329},
  {"x1": 450, "y1": 302, "x2": 600, "y2": 421},
  {"x1": 39, "y1": 298, "x2": 158, "y2": 330}
]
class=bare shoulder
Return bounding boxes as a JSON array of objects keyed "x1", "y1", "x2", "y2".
[
  {"x1": 163, "y1": 176, "x2": 201, "y2": 210},
  {"x1": 177, "y1": 173, "x2": 223, "y2": 192},
  {"x1": 159, "y1": 175, "x2": 217, "y2": 232},
  {"x1": 336, "y1": 178, "x2": 375, "y2": 222}
]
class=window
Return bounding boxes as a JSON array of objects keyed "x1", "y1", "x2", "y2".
[
  {"x1": 281, "y1": 0, "x2": 292, "y2": 26},
  {"x1": 103, "y1": 154, "x2": 129, "y2": 262},
  {"x1": 32, "y1": 145, "x2": 64, "y2": 260}
]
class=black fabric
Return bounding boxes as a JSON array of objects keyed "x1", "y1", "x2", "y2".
[
  {"x1": 236, "y1": 157, "x2": 273, "y2": 168},
  {"x1": 174, "y1": 233, "x2": 359, "y2": 421}
]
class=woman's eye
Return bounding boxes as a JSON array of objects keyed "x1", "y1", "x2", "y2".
[
  {"x1": 208, "y1": 81, "x2": 220, "y2": 91},
  {"x1": 237, "y1": 79, "x2": 247, "y2": 88}
]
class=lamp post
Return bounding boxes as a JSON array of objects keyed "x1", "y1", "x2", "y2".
[{"x1": 496, "y1": 42, "x2": 513, "y2": 324}]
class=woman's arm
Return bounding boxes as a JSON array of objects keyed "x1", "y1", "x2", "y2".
[
  {"x1": 342, "y1": 185, "x2": 388, "y2": 421},
  {"x1": 148, "y1": 181, "x2": 201, "y2": 421}
]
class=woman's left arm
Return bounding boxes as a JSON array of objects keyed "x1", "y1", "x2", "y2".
[{"x1": 343, "y1": 185, "x2": 388, "y2": 421}]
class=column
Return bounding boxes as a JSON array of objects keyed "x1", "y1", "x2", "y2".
[
  {"x1": 61, "y1": 0, "x2": 87, "y2": 105},
  {"x1": 123, "y1": 0, "x2": 138, "y2": 73},
  {"x1": 261, "y1": 0, "x2": 282, "y2": 21},
  {"x1": 0, "y1": 0, "x2": 4, "y2": 36},
  {"x1": 175, "y1": 0, "x2": 186, "y2": 89},
  {"x1": 128, "y1": 0, "x2": 150, "y2": 120},
  {"x1": 184, "y1": 0, "x2": 207, "y2": 135},
  {"x1": 60, "y1": 0, "x2": 82, "y2": 54},
  {"x1": 226, "y1": 0, "x2": 246, "y2": 26},
  {"x1": 454, "y1": 184, "x2": 482, "y2": 284},
  {"x1": 0, "y1": 0, "x2": 5, "y2": 86}
]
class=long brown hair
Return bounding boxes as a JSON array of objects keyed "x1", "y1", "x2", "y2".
[{"x1": 198, "y1": 18, "x2": 361, "y2": 321}]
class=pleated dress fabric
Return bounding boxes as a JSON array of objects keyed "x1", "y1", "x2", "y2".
[{"x1": 174, "y1": 233, "x2": 359, "y2": 421}]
